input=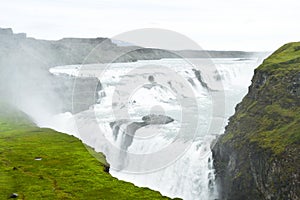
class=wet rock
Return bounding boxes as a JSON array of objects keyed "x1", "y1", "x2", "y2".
[
  {"x1": 142, "y1": 114, "x2": 174, "y2": 125},
  {"x1": 192, "y1": 69, "x2": 210, "y2": 90},
  {"x1": 103, "y1": 165, "x2": 110, "y2": 173},
  {"x1": 148, "y1": 75, "x2": 155, "y2": 83},
  {"x1": 34, "y1": 157, "x2": 42, "y2": 161},
  {"x1": 212, "y1": 43, "x2": 300, "y2": 200},
  {"x1": 110, "y1": 114, "x2": 174, "y2": 148},
  {"x1": 9, "y1": 193, "x2": 18, "y2": 198}
]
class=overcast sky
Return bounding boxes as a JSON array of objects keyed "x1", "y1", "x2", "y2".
[{"x1": 0, "y1": 0, "x2": 299, "y2": 51}]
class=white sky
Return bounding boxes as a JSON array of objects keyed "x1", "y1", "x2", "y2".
[{"x1": 0, "y1": 0, "x2": 299, "y2": 51}]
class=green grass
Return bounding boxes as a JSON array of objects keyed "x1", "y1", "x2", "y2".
[
  {"x1": 221, "y1": 42, "x2": 300, "y2": 156},
  {"x1": 213, "y1": 43, "x2": 300, "y2": 199},
  {"x1": 0, "y1": 103, "x2": 172, "y2": 200},
  {"x1": 259, "y1": 42, "x2": 300, "y2": 72},
  {"x1": 249, "y1": 101, "x2": 300, "y2": 152}
]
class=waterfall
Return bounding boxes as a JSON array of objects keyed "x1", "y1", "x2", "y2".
[{"x1": 42, "y1": 58, "x2": 260, "y2": 200}]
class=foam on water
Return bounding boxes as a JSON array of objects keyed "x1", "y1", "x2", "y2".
[{"x1": 44, "y1": 58, "x2": 259, "y2": 200}]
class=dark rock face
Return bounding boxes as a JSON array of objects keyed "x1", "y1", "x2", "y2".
[
  {"x1": 212, "y1": 42, "x2": 300, "y2": 200},
  {"x1": 109, "y1": 114, "x2": 174, "y2": 169},
  {"x1": 287, "y1": 73, "x2": 300, "y2": 97},
  {"x1": 52, "y1": 74, "x2": 102, "y2": 113},
  {"x1": 103, "y1": 165, "x2": 110, "y2": 173},
  {"x1": 110, "y1": 114, "x2": 174, "y2": 146},
  {"x1": 142, "y1": 114, "x2": 174, "y2": 124},
  {"x1": 9, "y1": 193, "x2": 18, "y2": 198},
  {"x1": 192, "y1": 69, "x2": 214, "y2": 91}
]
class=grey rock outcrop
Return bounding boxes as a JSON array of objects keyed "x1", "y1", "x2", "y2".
[
  {"x1": 110, "y1": 114, "x2": 174, "y2": 147},
  {"x1": 212, "y1": 42, "x2": 300, "y2": 200}
]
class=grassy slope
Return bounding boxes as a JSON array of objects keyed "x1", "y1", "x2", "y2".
[
  {"x1": 213, "y1": 42, "x2": 300, "y2": 199},
  {"x1": 249, "y1": 42, "x2": 300, "y2": 155},
  {"x1": 221, "y1": 42, "x2": 300, "y2": 155},
  {"x1": 0, "y1": 103, "x2": 171, "y2": 200}
]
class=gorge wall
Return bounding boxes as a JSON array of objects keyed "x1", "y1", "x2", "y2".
[
  {"x1": 0, "y1": 27, "x2": 180, "y2": 116},
  {"x1": 212, "y1": 42, "x2": 300, "y2": 199},
  {"x1": 0, "y1": 27, "x2": 263, "y2": 118}
]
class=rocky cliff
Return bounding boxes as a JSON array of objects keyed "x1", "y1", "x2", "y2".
[
  {"x1": 0, "y1": 28, "x2": 179, "y2": 114},
  {"x1": 212, "y1": 42, "x2": 300, "y2": 199},
  {"x1": 0, "y1": 28, "x2": 185, "y2": 114},
  {"x1": 0, "y1": 27, "x2": 265, "y2": 115}
]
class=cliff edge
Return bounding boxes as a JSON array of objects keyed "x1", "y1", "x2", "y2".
[
  {"x1": 212, "y1": 42, "x2": 300, "y2": 200},
  {"x1": 0, "y1": 102, "x2": 173, "y2": 199}
]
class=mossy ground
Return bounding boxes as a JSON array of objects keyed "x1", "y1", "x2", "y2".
[
  {"x1": 259, "y1": 42, "x2": 300, "y2": 72},
  {"x1": 0, "y1": 103, "x2": 171, "y2": 200},
  {"x1": 221, "y1": 42, "x2": 300, "y2": 156},
  {"x1": 213, "y1": 42, "x2": 300, "y2": 200}
]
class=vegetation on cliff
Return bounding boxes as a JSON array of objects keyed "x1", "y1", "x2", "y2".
[
  {"x1": 212, "y1": 42, "x2": 300, "y2": 200},
  {"x1": 0, "y1": 103, "x2": 171, "y2": 200}
]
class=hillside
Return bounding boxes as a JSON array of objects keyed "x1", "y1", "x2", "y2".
[
  {"x1": 0, "y1": 102, "x2": 173, "y2": 199},
  {"x1": 0, "y1": 27, "x2": 264, "y2": 116},
  {"x1": 212, "y1": 42, "x2": 300, "y2": 199}
]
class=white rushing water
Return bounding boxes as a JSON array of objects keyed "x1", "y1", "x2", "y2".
[{"x1": 43, "y1": 58, "x2": 260, "y2": 200}]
